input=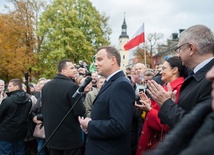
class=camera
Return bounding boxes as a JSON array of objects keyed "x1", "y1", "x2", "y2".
[
  {"x1": 135, "y1": 95, "x2": 142, "y2": 105},
  {"x1": 139, "y1": 88, "x2": 144, "y2": 92}
]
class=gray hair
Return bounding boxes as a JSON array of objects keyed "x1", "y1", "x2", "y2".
[
  {"x1": 0, "y1": 80, "x2": 5, "y2": 85},
  {"x1": 180, "y1": 24, "x2": 214, "y2": 55}
]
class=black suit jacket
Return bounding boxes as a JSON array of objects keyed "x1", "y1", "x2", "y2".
[
  {"x1": 86, "y1": 71, "x2": 135, "y2": 155},
  {"x1": 158, "y1": 58, "x2": 214, "y2": 128}
]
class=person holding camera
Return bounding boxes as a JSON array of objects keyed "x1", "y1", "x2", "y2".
[{"x1": 32, "y1": 96, "x2": 47, "y2": 155}]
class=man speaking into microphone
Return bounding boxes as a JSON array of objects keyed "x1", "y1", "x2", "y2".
[{"x1": 42, "y1": 60, "x2": 86, "y2": 155}]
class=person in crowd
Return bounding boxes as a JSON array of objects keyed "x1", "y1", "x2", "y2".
[
  {"x1": 78, "y1": 67, "x2": 87, "y2": 76},
  {"x1": 22, "y1": 83, "x2": 38, "y2": 155},
  {"x1": 34, "y1": 78, "x2": 46, "y2": 99},
  {"x1": 140, "y1": 69, "x2": 156, "y2": 93},
  {"x1": 130, "y1": 66, "x2": 142, "y2": 90},
  {"x1": 42, "y1": 60, "x2": 86, "y2": 155},
  {"x1": 133, "y1": 63, "x2": 147, "y2": 94},
  {"x1": 29, "y1": 83, "x2": 37, "y2": 95},
  {"x1": 126, "y1": 67, "x2": 132, "y2": 81},
  {"x1": 31, "y1": 96, "x2": 47, "y2": 155},
  {"x1": 91, "y1": 72, "x2": 98, "y2": 88},
  {"x1": 135, "y1": 56, "x2": 187, "y2": 155},
  {"x1": 84, "y1": 76, "x2": 106, "y2": 117},
  {"x1": 147, "y1": 24, "x2": 214, "y2": 128},
  {"x1": 145, "y1": 66, "x2": 214, "y2": 155},
  {"x1": 135, "y1": 63, "x2": 147, "y2": 77},
  {"x1": 78, "y1": 46, "x2": 135, "y2": 155},
  {"x1": 30, "y1": 78, "x2": 48, "y2": 155},
  {"x1": 144, "y1": 69, "x2": 155, "y2": 83},
  {"x1": 126, "y1": 67, "x2": 132, "y2": 77},
  {"x1": 75, "y1": 75, "x2": 84, "y2": 86},
  {"x1": 0, "y1": 78, "x2": 32, "y2": 154},
  {"x1": 79, "y1": 76, "x2": 93, "y2": 103},
  {"x1": 131, "y1": 99, "x2": 144, "y2": 155},
  {"x1": 0, "y1": 79, "x2": 6, "y2": 104}
]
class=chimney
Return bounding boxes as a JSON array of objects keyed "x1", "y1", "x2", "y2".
[
  {"x1": 179, "y1": 29, "x2": 185, "y2": 34},
  {"x1": 172, "y1": 33, "x2": 178, "y2": 40}
]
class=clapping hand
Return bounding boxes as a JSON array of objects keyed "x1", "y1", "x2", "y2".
[
  {"x1": 146, "y1": 80, "x2": 177, "y2": 106},
  {"x1": 135, "y1": 92, "x2": 152, "y2": 112}
]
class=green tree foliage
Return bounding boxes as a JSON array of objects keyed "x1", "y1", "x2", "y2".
[{"x1": 35, "y1": 0, "x2": 111, "y2": 78}]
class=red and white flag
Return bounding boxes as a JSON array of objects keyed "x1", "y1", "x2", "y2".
[{"x1": 124, "y1": 23, "x2": 145, "y2": 51}]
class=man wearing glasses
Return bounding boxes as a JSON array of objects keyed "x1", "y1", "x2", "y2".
[{"x1": 147, "y1": 24, "x2": 214, "y2": 128}]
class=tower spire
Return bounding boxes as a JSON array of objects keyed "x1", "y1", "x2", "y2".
[{"x1": 119, "y1": 12, "x2": 129, "y2": 39}]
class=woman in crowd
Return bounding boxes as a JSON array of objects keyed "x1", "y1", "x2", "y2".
[{"x1": 135, "y1": 56, "x2": 188, "y2": 155}]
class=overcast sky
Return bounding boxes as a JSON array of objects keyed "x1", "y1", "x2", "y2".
[
  {"x1": 1, "y1": 0, "x2": 214, "y2": 46},
  {"x1": 89, "y1": 0, "x2": 214, "y2": 46}
]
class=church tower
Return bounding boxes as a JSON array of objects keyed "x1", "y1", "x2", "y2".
[{"x1": 118, "y1": 16, "x2": 130, "y2": 72}]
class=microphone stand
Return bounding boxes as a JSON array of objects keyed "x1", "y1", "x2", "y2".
[{"x1": 37, "y1": 92, "x2": 85, "y2": 155}]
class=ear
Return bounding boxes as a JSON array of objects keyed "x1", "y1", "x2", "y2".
[
  {"x1": 111, "y1": 56, "x2": 116, "y2": 65},
  {"x1": 172, "y1": 67, "x2": 178, "y2": 75},
  {"x1": 15, "y1": 85, "x2": 19, "y2": 90},
  {"x1": 61, "y1": 68, "x2": 67, "y2": 75},
  {"x1": 189, "y1": 43, "x2": 196, "y2": 56}
]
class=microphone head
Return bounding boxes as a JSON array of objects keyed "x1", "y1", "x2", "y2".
[
  {"x1": 85, "y1": 76, "x2": 92, "y2": 83},
  {"x1": 78, "y1": 76, "x2": 92, "y2": 92}
]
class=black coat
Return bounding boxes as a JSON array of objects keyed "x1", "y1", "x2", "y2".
[
  {"x1": 0, "y1": 90, "x2": 32, "y2": 142},
  {"x1": 158, "y1": 59, "x2": 214, "y2": 128},
  {"x1": 145, "y1": 101, "x2": 213, "y2": 155},
  {"x1": 42, "y1": 74, "x2": 86, "y2": 149}
]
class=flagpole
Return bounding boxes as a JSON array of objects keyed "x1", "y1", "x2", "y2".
[
  {"x1": 144, "y1": 44, "x2": 146, "y2": 66},
  {"x1": 144, "y1": 23, "x2": 146, "y2": 66}
]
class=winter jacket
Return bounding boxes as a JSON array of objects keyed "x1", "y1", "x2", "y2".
[{"x1": 0, "y1": 90, "x2": 32, "y2": 142}]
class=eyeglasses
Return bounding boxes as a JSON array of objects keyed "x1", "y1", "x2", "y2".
[{"x1": 174, "y1": 43, "x2": 190, "y2": 53}]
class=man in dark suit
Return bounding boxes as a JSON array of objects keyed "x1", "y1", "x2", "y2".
[
  {"x1": 79, "y1": 46, "x2": 135, "y2": 155},
  {"x1": 147, "y1": 24, "x2": 214, "y2": 128},
  {"x1": 42, "y1": 60, "x2": 86, "y2": 155}
]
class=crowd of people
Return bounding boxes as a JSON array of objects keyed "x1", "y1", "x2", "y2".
[{"x1": 0, "y1": 24, "x2": 214, "y2": 155}]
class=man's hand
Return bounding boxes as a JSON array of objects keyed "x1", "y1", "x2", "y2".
[
  {"x1": 135, "y1": 92, "x2": 152, "y2": 112},
  {"x1": 147, "y1": 80, "x2": 174, "y2": 106},
  {"x1": 32, "y1": 116, "x2": 43, "y2": 124},
  {"x1": 78, "y1": 116, "x2": 91, "y2": 134}
]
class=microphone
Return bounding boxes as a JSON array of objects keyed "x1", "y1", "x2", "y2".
[{"x1": 72, "y1": 76, "x2": 92, "y2": 98}]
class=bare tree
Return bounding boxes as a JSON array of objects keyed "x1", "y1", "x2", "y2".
[{"x1": 146, "y1": 32, "x2": 164, "y2": 57}]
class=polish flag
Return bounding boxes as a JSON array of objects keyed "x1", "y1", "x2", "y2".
[{"x1": 124, "y1": 23, "x2": 145, "y2": 51}]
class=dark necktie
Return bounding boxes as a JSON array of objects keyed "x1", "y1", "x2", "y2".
[
  {"x1": 188, "y1": 71, "x2": 194, "y2": 77},
  {"x1": 102, "y1": 80, "x2": 107, "y2": 87},
  {"x1": 99, "y1": 80, "x2": 107, "y2": 92}
]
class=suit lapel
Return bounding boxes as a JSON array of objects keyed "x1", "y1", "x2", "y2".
[
  {"x1": 180, "y1": 58, "x2": 214, "y2": 92},
  {"x1": 93, "y1": 71, "x2": 125, "y2": 104}
]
